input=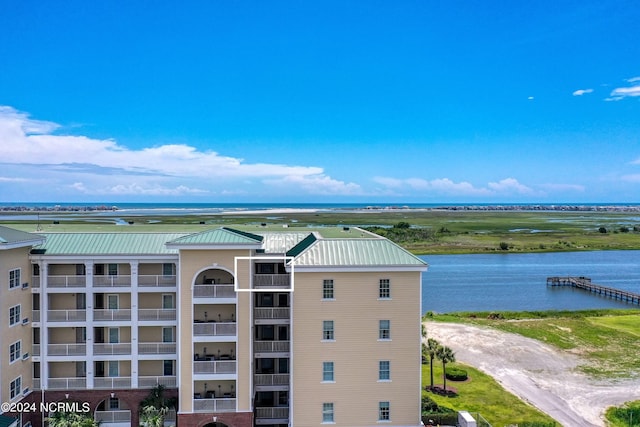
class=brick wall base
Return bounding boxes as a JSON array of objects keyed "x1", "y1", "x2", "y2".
[
  {"x1": 16, "y1": 388, "x2": 178, "y2": 427},
  {"x1": 177, "y1": 411, "x2": 253, "y2": 427}
]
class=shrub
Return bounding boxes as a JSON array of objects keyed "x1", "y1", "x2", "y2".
[
  {"x1": 445, "y1": 366, "x2": 468, "y2": 381},
  {"x1": 598, "y1": 227, "x2": 607, "y2": 233},
  {"x1": 499, "y1": 241, "x2": 509, "y2": 250}
]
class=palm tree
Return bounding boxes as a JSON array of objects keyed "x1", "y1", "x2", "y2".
[
  {"x1": 427, "y1": 338, "x2": 440, "y2": 390},
  {"x1": 436, "y1": 345, "x2": 456, "y2": 393},
  {"x1": 46, "y1": 411, "x2": 99, "y2": 427},
  {"x1": 140, "y1": 405, "x2": 168, "y2": 427}
]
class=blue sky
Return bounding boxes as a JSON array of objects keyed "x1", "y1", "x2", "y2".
[{"x1": 1, "y1": 1, "x2": 639, "y2": 203}]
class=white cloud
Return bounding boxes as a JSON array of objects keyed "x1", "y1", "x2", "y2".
[
  {"x1": 487, "y1": 178, "x2": 534, "y2": 194},
  {"x1": 606, "y1": 82, "x2": 640, "y2": 101},
  {"x1": 373, "y1": 176, "x2": 492, "y2": 196},
  {"x1": 0, "y1": 105, "x2": 359, "y2": 198},
  {"x1": 626, "y1": 77, "x2": 640, "y2": 83},
  {"x1": 572, "y1": 89, "x2": 593, "y2": 96}
]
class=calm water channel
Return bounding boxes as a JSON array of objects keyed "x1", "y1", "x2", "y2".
[{"x1": 420, "y1": 250, "x2": 640, "y2": 313}]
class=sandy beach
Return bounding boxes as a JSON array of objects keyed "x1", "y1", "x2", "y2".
[{"x1": 425, "y1": 321, "x2": 640, "y2": 427}]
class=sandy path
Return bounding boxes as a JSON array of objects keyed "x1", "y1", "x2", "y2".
[{"x1": 425, "y1": 321, "x2": 640, "y2": 427}]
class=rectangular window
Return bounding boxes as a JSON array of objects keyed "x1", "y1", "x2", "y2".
[
  {"x1": 95, "y1": 264, "x2": 105, "y2": 276},
  {"x1": 109, "y1": 398, "x2": 119, "y2": 410},
  {"x1": 379, "y1": 401, "x2": 390, "y2": 421},
  {"x1": 379, "y1": 361, "x2": 390, "y2": 380},
  {"x1": 163, "y1": 360, "x2": 174, "y2": 376},
  {"x1": 9, "y1": 305, "x2": 21, "y2": 326},
  {"x1": 108, "y1": 264, "x2": 118, "y2": 276},
  {"x1": 322, "y1": 402, "x2": 334, "y2": 423},
  {"x1": 322, "y1": 361, "x2": 334, "y2": 382},
  {"x1": 322, "y1": 279, "x2": 334, "y2": 299},
  {"x1": 75, "y1": 264, "x2": 86, "y2": 276},
  {"x1": 33, "y1": 264, "x2": 40, "y2": 276},
  {"x1": 162, "y1": 263, "x2": 175, "y2": 277},
  {"x1": 322, "y1": 321, "x2": 334, "y2": 340},
  {"x1": 107, "y1": 294, "x2": 119, "y2": 309},
  {"x1": 10, "y1": 377, "x2": 21, "y2": 400},
  {"x1": 108, "y1": 328, "x2": 119, "y2": 344},
  {"x1": 10, "y1": 341, "x2": 21, "y2": 363},
  {"x1": 107, "y1": 361, "x2": 119, "y2": 377},
  {"x1": 162, "y1": 327, "x2": 174, "y2": 343},
  {"x1": 9, "y1": 268, "x2": 21, "y2": 289},
  {"x1": 379, "y1": 320, "x2": 391, "y2": 340},
  {"x1": 379, "y1": 279, "x2": 390, "y2": 299},
  {"x1": 162, "y1": 294, "x2": 174, "y2": 309}
]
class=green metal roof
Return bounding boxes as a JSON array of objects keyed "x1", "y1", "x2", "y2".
[
  {"x1": 291, "y1": 238, "x2": 427, "y2": 267},
  {"x1": 0, "y1": 415, "x2": 17, "y2": 427},
  {"x1": 0, "y1": 225, "x2": 45, "y2": 249},
  {"x1": 33, "y1": 233, "x2": 188, "y2": 255},
  {"x1": 167, "y1": 227, "x2": 263, "y2": 246}
]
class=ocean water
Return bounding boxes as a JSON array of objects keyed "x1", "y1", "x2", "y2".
[{"x1": 421, "y1": 250, "x2": 640, "y2": 313}]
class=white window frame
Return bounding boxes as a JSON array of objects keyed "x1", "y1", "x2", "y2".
[
  {"x1": 379, "y1": 320, "x2": 391, "y2": 340},
  {"x1": 10, "y1": 376, "x2": 22, "y2": 400},
  {"x1": 108, "y1": 327, "x2": 120, "y2": 344},
  {"x1": 378, "y1": 401, "x2": 390, "y2": 421},
  {"x1": 10, "y1": 340, "x2": 22, "y2": 363},
  {"x1": 379, "y1": 279, "x2": 391, "y2": 299},
  {"x1": 322, "y1": 361, "x2": 334, "y2": 382},
  {"x1": 322, "y1": 279, "x2": 334, "y2": 300},
  {"x1": 162, "y1": 294, "x2": 174, "y2": 309},
  {"x1": 322, "y1": 402, "x2": 334, "y2": 423},
  {"x1": 107, "y1": 361, "x2": 119, "y2": 377},
  {"x1": 107, "y1": 294, "x2": 119, "y2": 310},
  {"x1": 322, "y1": 320, "x2": 334, "y2": 341},
  {"x1": 9, "y1": 304, "x2": 21, "y2": 326},
  {"x1": 162, "y1": 327, "x2": 174, "y2": 343},
  {"x1": 108, "y1": 263, "x2": 118, "y2": 276},
  {"x1": 9, "y1": 268, "x2": 21, "y2": 289},
  {"x1": 379, "y1": 360, "x2": 390, "y2": 381},
  {"x1": 162, "y1": 263, "x2": 175, "y2": 277}
]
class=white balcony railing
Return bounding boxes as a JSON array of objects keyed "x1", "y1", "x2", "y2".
[
  {"x1": 94, "y1": 410, "x2": 131, "y2": 423},
  {"x1": 33, "y1": 277, "x2": 41, "y2": 288},
  {"x1": 93, "y1": 343, "x2": 132, "y2": 355},
  {"x1": 193, "y1": 284, "x2": 236, "y2": 299},
  {"x1": 193, "y1": 322, "x2": 236, "y2": 337},
  {"x1": 138, "y1": 275, "x2": 177, "y2": 287},
  {"x1": 33, "y1": 379, "x2": 41, "y2": 390},
  {"x1": 32, "y1": 310, "x2": 40, "y2": 322},
  {"x1": 93, "y1": 275, "x2": 131, "y2": 287},
  {"x1": 47, "y1": 309, "x2": 86, "y2": 322},
  {"x1": 138, "y1": 376, "x2": 177, "y2": 388},
  {"x1": 94, "y1": 309, "x2": 132, "y2": 321},
  {"x1": 255, "y1": 407, "x2": 289, "y2": 419},
  {"x1": 32, "y1": 344, "x2": 40, "y2": 356},
  {"x1": 192, "y1": 398, "x2": 236, "y2": 412},
  {"x1": 254, "y1": 341, "x2": 290, "y2": 353},
  {"x1": 253, "y1": 274, "x2": 291, "y2": 288},
  {"x1": 254, "y1": 307, "x2": 290, "y2": 319},
  {"x1": 138, "y1": 309, "x2": 176, "y2": 321},
  {"x1": 47, "y1": 275, "x2": 86, "y2": 288},
  {"x1": 193, "y1": 360, "x2": 236, "y2": 375},
  {"x1": 48, "y1": 377, "x2": 87, "y2": 390},
  {"x1": 254, "y1": 374, "x2": 290, "y2": 386},
  {"x1": 47, "y1": 343, "x2": 86, "y2": 356},
  {"x1": 138, "y1": 342, "x2": 176, "y2": 354},
  {"x1": 94, "y1": 377, "x2": 132, "y2": 389}
]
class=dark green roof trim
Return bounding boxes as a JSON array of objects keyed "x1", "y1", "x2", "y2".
[
  {"x1": 221, "y1": 227, "x2": 263, "y2": 243},
  {"x1": 286, "y1": 233, "x2": 317, "y2": 257},
  {"x1": 0, "y1": 415, "x2": 18, "y2": 427}
]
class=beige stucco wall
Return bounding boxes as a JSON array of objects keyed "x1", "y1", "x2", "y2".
[
  {"x1": 0, "y1": 247, "x2": 35, "y2": 402},
  {"x1": 291, "y1": 270, "x2": 422, "y2": 426},
  {"x1": 177, "y1": 248, "x2": 252, "y2": 413},
  {"x1": 139, "y1": 292, "x2": 176, "y2": 308}
]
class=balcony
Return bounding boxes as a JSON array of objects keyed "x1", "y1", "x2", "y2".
[
  {"x1": 193, "y1": 322, "x2": 236, "y2": 337},
  {"x1": 33, "y1": 310, "x2": 40, "y2": 322},
  {"x1": 33, "y1": 379, "x2": 41, "y2": 390},
  {"x1": 254, "y1": 341, "x2": 290, "y2": 353},
  {"x1": 138, "y1": 309, "x2": 176, "y2": 321},
  {"x1": 94, "y1": 410, "x2": 131, "y2": 424},
  {"x1": 94, "y1": 309, "x2": 132, "y2": 321},
  {"x1": 94, "y1": 377, "x2": 132, "y2": 389},
  {"x1": 93, "y1": 275, "x2": 131, "y2": 288},
  {"x1": 138, "y1": 376, "x2": 177, "y2": 388},
  {"x1": 193, "y1": 284, "x2": 236, "y2": 299},
  {"x1": 48, "y1": 377, "x2": 87, "y2": 390},
  {"x1": 193, "y1": 360, "x2": 236, "y2": 375},
  {"x1": 192, "y1": 398, "x2": 236, "y2": 412},
  {"x1": 47, "y1": 343, "x2": 86, "y2": 356},
  {"x1": 33, "y1": 344, "x2": 40, "y2": 356},
  {"x1": 139, "y1": 275, "x2": 177, "y2": 287},
  {"x1": 47, "y1": 309, "x2": 86, "y2": 322},
  {"x1": 253, "y1": 274, "x2": 290, "y2": 289},
  {"x1": 254, "y1": 374, "x2": 289, "y2": 387},
  {"x1": 255, "y1": 407, "x2": 289, "y2": 421},
  {"x1": 254, "y1": 307, "x2": 290, "y2": 320},
  {"x1": 93, "y1": 343, "x2": 132, "y2": 355},
  {"x1": 138, "y1": 342, "x2": 176, "y2": 354},
  {"x1": 47, "y1": 275, "x2": 86, "y2": 288}
]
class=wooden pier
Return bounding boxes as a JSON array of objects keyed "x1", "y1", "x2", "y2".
[{"x1": 547, "y1": 276, "x2": 640, "y2": 305}]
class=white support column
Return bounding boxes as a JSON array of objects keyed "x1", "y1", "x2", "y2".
[
  {"x1": 40, "y1": 261, "x2": 49, "y2": 390},
  {"x1": 85, "y1": 261, "x2": 95, "y2": 389},
  {"x1": 130, "y1": 261, "x2": 139, "y2": 388}
]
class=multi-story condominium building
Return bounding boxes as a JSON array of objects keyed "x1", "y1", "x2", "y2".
[{"x1": 0, "y1": 224, "x2": 427, "y2": 427}]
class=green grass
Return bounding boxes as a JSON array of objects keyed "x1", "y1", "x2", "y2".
[
  {"x1": 421, "y1": 362, "x2": 556, "y2": 426},
  {"x1": 427, "y1": 309, "x2": 640, "y2": 378},
  {"x1": 605, "y1": 400, "x2": 640, "y2": 427}
]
